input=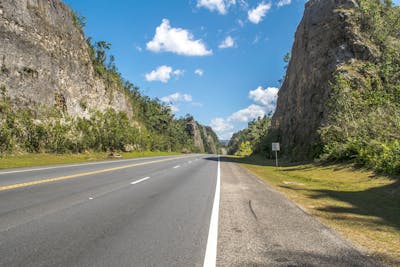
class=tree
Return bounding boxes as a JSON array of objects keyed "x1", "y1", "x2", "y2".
[
  {"x1": 95, "y1": 41, "x2": 111, "y2": 65},
  {"x1": 235, "y1": 141, "x2": 253, "y2": 156}
]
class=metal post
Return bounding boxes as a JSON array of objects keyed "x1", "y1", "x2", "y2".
[{"x1": 275, "y1": 150, "x2": 278, "y2": 167}]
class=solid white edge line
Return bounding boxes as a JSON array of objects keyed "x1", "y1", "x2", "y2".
[
  {"x1": 130, "y1": 176, "x2": 150, "y2": 185},
  {"x1": 203, "y1": 155, "x2": 220, "y2": 267}
]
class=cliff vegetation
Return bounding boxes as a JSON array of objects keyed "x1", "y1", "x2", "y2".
[
  {"x1": 0, "y1": 0, "x2": 219, "y2": 156},
  {"x1": 320, "y1": 0, "x2": 400, "y2": 174},
  {"x1": 228, "y1": 0, "x2": 400, "y2": 175}
]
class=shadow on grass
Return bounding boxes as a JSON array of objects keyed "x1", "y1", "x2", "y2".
[
  {"x1": 311, "y1": 179, "x2": 400, "y2": 231},
  {"x1": 219, "y1": 154, "x2": 400, "y2": 232}
]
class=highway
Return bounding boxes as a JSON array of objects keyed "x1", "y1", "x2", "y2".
[
  {"x1": 0, "y1": 155, "x2": 219, "y2": 267},
  {"x1": 0, "y1": 154, "x2": 379, "y2": 267}
]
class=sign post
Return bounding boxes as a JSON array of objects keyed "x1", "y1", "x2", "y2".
[{"x1": 272, "y1": 143, "x2": 280, "y2": 167}]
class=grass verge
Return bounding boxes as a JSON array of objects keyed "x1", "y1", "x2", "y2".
[
  {"x1": 0, "y1": 151, "x2": 181, "y2": 170},
  {"x1": 227, "y1": 154, "x2": 400, "y2": 266}
]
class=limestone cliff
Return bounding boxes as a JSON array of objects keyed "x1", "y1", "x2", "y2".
[
  {"x1": 0, "y1": 0, "x2": 132, "y2": 117},
  {"x1": 185, "y1": 119, "x2": 219, "y2": 154},
  {"x1": 271, "y1": 0, "x2": 378, "y2": 159}
]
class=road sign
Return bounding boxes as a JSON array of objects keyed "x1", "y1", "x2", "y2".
[
  {"x1": 272, "y1": 143, "x2": 280, "y2": 151},
  {"x1": 272, "y1": 143, "x2": 280, "y2": 167}
]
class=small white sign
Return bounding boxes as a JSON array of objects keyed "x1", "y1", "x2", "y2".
[{"x1": 272, "y1": 143, "x2": 280, "y2": 151}]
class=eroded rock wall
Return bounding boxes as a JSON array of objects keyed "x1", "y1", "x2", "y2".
[
  {"x1": 0, "y1": 0, "x2": 131, "y2": 117},
  {"x1": 271, "y1": 0, "x2": 376, "y2": 159}
]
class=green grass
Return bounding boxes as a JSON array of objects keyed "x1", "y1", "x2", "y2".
[
  {"x1": 227, "y1": 154, "x2": 400, "y2": 266},
  {"x1": 0, "y1": 151, "x2": 181, "y2": 169}
]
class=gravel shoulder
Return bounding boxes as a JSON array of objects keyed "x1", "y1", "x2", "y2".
[{"x1": 217, "y1": 158, "x2": 380, "y2": 267}]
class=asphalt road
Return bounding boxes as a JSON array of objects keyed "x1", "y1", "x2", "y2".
[
  {"x1": 0, "y1": 155, "x2": 219, "y2": 267},
  {"x1": 0, "y1": 155, "x2": 380, "y2": 267}
]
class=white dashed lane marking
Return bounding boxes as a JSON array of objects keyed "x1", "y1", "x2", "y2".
[{"x1": 130, "y1": 177, "x2": 150, "y2": 185}]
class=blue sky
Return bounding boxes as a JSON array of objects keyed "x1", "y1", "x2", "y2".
[{"x1": 62, "y1": 0, "x2": 322, "y2": 139}]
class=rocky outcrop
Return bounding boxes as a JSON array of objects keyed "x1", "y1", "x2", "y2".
[
  {"x1": 185, "y1": 120, "x2": 205, "y2": 152},
  {"x1": 185, "y1": 118, "x2": 219, "y2": 154},
  {"x1": 0, "y1": 0, "x2": 132, "y2": 117},
  {"x1": 271, "y1": 0, "x2": 377, "y2": 159}
]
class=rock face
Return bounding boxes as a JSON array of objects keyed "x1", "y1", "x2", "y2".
[
  {"x1": 0, "y1": 0, "x2": 131, "y2": 116},
  {"x1": 185, "y1": 119, "x2": 219, "y2": 154},
  {"x1": 271, "y1": 0, "x2": 375, "y2": 159},
  {"x1": 186, "y1": 120, "x2": 205, "y2": 152}
]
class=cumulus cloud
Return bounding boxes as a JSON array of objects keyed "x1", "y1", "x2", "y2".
[
  {"x1": 194, "y1": 69, "x2": 204, "y2": 76},
  {"x1": 161, "y1": 93, "x2": 195, "y2": 113},
  {"x1": 160, "y1": 92, "x2": 193, "y2": 103},
  {"x1": 211, "y1": 118, "x2": 234, "y2": 132},
  {"x1": 169, "y1": 105, "x2": 179, "y2": 112},
  {"x1": 248, "y1": 2, "x2": 272, "y2": 24},
  {"x1": 145, "y1": 65, "x2": 184, "y2": 83},
  {"x1": 248, "y1": 86, "x2": 278, "y2": 112},
  {"x1": 146, "y1": 19, "x2": 212, "y2": 56},
  {"x1": 197, "y1": 0, "x2": 236, "y2": 14},
  {"x1": 228, "y1": 104, "x2": 266, "y2": 122},
  {"x1": 218, "y1": 36, "x2": 235, "y2": 49},
  {"x1": 277, "y1": 0, "x2": 291, "y2": 7}
]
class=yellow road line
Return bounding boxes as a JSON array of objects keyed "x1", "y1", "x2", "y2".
[{"x1": 0, "y1": 156, "x2": 187, "y2": 192}]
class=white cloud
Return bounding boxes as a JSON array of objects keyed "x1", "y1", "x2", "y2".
[
  {"x1": 194, "y1": 69, "x2": 204, "y2": 76},
  {"x1": 248, "y1": 86, "x2": 278, "y2": 112},
  {"x1": 173, "y1": 69, "x2": 185, "y2": 77},
  {"x1": 277, "y1": 0, "x2": 291, "y2": 7},
  {"x1": 161, "y1": 92, "x2": 193, "y2": 103},
  {"x1": 219, "y1": 36, "x2": 235, "y2": 49},
  {"x1": 211, "y1": 117, "x2": 234, "y2": 132},
  {"x1": 146, "y1": 19, "x2": 212, "y2": 56},
  {"x1": 228, "y1": 104, "x2": 266, "y2": 122},
  {"x1": 145, "y1": 65, "x2": 184, "y2": 83},
  {"x1": 169, "y1": 105, "x2": 179, "y2": 112},
  {"x1": 211, "y1": 84, "x2": 278, "y2": 138},
  {"x1": 237, "y1": 19, "x2": 245, "y2": 27},
  {"x1": 219, "y1": 131, "x2": 234, "y2": 140},
  {"x1": 197, "y1": 0, "x2": 236, "y2": 15},
  {"x1": 248, "y1": 2, "x2": 272, "y2": 24}
]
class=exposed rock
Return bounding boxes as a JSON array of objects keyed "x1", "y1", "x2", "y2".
[
  {"x1": 0, "y1": 0, "x2": 132, "y2": 117},
  {"x1": 185, "y1": 119, "x2": 205, "y2": 152},
  {"x1": 107, "y1": 152, "x2": 123, "y2": 159},
  {"x1": 271, "y1": 0, "x2": 378, "y2": 159},
  {"x1": 185, "y1": 118, "x2": 219, "y2": 154}
]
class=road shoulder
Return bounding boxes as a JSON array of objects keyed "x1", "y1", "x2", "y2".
[{"x1": 217, "y1": 158, "x2": 380, "y2": 267}]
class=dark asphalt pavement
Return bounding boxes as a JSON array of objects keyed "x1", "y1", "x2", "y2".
[{"x1": 0, "y1": 155, "x2": 218, "y2": 267}]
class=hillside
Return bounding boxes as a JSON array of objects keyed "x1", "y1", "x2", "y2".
[
  {"x1": 269, "y1": 0, "x2": 400, "y2": 173},
  {"x1": 0, "y1": 0, "x2": 219, "y2": 155}
]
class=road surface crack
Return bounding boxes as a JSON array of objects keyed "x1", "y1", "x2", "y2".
[{"x1": 248, "y1": 199, "x2": 258, "y2": 221}]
